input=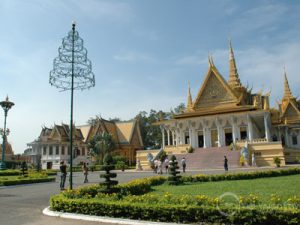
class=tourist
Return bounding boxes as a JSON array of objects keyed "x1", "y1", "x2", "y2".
[
  {"x1": 157, "y1": 160, "x2": 162, "y2": 174},
  {"x1": 224, "y1": 156, "x2": 228, "y2": 171},
  {"x1": 181, "y1": 157, "x2": 186, "y2": 173},
  {"x1": 59, "y1": 161, "x2": 67, "y2": 190},
  {"x1": 164, "y1": 157, "x2": 169, "y2": 173},
  {"x1": 252, "y1": 153, "x2": 257, "y2": 167},
  {"x1": 153, "y1": 159, "x2": 158, "y2": 173},
  {"x1": 82, "y1": 162, "x2": 89, "y2": 183}
]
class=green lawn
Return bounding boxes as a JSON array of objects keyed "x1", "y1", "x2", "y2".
[{"x1": 152, "y1": 174, "x2": 300, "y2": 202}]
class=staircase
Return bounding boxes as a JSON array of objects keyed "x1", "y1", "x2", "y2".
[{"x1": 173, "y1": 147, "x2": 241, "y2": 170}]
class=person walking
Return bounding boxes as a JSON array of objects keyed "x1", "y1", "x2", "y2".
[
  {"x1": 164, "y1": 157, "x2": 169, "y2": 173},
  {"x1": 181, "y1": 157, "x2": 186, "y2": 173},
  {"x1": 82, "y1": 162, "x2": 89, "y2": 183},
  {"x1": 59, "y1": 161, "x2": 67, "y2": 190},
  {"x1": 224, "y1": 156, "x2": 228, "y2": 171}
]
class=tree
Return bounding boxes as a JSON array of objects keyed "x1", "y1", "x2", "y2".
[
  {"x1": 99, "y1": 153, "x2": 118, "y2": 193},
  {"x1": 88, "y1": 132, "x2": 115, "y2": 164},
  {"x1": 168, "y1": 155, "x2": 181, "y2": 185}
]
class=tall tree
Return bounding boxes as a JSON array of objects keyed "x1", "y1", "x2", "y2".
[{"x1": 88, "y1": 132, "x2": 115, "y2": 164}]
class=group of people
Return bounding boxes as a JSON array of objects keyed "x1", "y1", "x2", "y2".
[
  {"x1": 153, "y1": 157, "x2": 187, "y2": 174},
  {"x1": 59, "y1": 161, "x2": 90, "y2": 190}
]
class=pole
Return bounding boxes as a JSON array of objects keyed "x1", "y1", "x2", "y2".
[
  {"x1": 69, "y1": 23, "x2": 75, "y2": 190},
  {"x1": 0, "y1": 110, "x2": 7, "y2": 170}
]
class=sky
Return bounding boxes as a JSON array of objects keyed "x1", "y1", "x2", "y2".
[{"x1": 0, "y1": 0, "x2": 300, "y2": 154}]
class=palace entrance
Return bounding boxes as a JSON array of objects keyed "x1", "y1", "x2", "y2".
[
  {"x1": 240, "y1": 127, "x2": 247, "y2": 140},
  {"x1": 224, "y1": 128, "x2": 233, "y2": 146},
  {"x1": 198, "y1": 131, "x2": 204, "y2": 148}
]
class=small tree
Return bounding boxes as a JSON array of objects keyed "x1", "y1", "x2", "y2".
[
  {"x1": 35, "y1": 161, "x2": 42, "y2": 172},
  {"x1": 20, "y1": 161, "x2": 28, "y2": 177},
  {"x1": 168, "y1": 155, "x2": 181, "y2": 185},
  {"x1": 273, "y1": 157, "x2": 281, "y2": 167},
  {"x1": 88, "y1": 132, "x2": 115, "y2": 165},
  {"x1": 99, "y1": 153, "x2": 118, "y2": 193}
]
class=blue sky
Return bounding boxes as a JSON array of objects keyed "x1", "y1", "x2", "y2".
[{"x1": 0, "y1": 0, "x2": 300, "y2": 153}]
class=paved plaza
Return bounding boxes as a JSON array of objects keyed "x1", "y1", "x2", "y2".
[{"x1": 0, "y1": 167, "x2": 297, "y2": 225}]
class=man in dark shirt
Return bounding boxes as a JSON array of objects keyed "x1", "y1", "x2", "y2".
[{"x1": 60, "y1": 161, "x2": 67, "y2": 190}]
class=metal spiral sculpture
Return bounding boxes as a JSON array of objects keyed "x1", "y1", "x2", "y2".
[
  {"x1": 50, "y1": 23, "x2": 95, "y2": 90},
  {"x1": 49, "y1": 22, "x2": 95, "y2": 189}
]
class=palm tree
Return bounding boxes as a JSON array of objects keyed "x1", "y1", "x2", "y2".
[{"x1": 88, "y1": 132, "x2": 115, "y2": 164}]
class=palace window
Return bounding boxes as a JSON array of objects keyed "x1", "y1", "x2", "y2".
[
  {"x1": 67, "y1": 147, "x2": 70, "y2": 155},
  {"x1": 49, "y1": 146, "x2": 53, "y2": 155},
  {"x1": 61, "y1": 146, "x2": 65, "y2": 155},
  {"x1": 292, "y1": 135, "x2": 298, "y2": 145},
  {"x1": 56, "y1": 146, "x2": 59, "y2": 155},
  {"x1": 43, "y1": 147, "x2": 46, "y2": 155}
]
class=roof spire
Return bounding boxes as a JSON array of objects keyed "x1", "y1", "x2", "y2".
[
  {"x1": 228, "y1": 39, "x2": 242, "y2": 89},
  {"x1": 187, "y1": 81, "x2": 193, "y2": 111},
  {"x1": 283, "y1": 69, "x2": 294, "y2": 99}
]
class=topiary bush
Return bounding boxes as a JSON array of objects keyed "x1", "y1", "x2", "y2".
[
  {"x1": 99, "y1": 153, "x2": 118, "y2": 193},
  {"x1": 168, "y1": 155, "x2": 181, "y2": 185}
]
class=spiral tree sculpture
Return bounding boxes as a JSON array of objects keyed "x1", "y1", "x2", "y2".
[{"x1": 50, "y1": 22, "x2": 95, "y2": 189}]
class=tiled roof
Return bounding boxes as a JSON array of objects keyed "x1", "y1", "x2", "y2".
[{"x1": 115, "y1": 121, "x2": 135, "y2": 143}]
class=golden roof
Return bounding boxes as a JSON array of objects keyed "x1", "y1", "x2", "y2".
[{"x1": 115, "y1": 121, "x2": 135, "y2": 143}]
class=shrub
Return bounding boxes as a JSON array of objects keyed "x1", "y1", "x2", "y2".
[
  {"x1": 273, "y1": 157, "x2": 281, "y2": 167},
  {"x1": 168, "y1": 155, "x2": 181, "y2": 185},
  {"x1": 50, "y1": 195, "x2": 300, "y2": 224},
  {"x1": 99, "y1": 153, "x2": 118, "y2": 193},
  {"x1": 187, "y1": 146, "x2": 194, "y2": 153}
]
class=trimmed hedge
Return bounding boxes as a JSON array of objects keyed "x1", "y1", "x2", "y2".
[
  {"x1": 50, "y1": 195, "x2": 300, "y2": 224},
  {"x1": 0, "y1": 177, "x2": 55, "y2": 186},
  {"x1": 49, "y1": 168, "x2": 300, "y2": 224},
  {"x1": 0, "y1": 170, "x2": 21, "y2": 176},
  {"x1": 181, "y1": 167, "x2": 300, "y2": 183}
]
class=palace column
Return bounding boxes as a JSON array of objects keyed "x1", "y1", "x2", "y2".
[
  {"x1": 285, "y1": 127, "x2": 289, "y2": 147},
  {"x1": 175, "y1": 129, "x2": 179, "y2": 147},
  {"x1": 264, "y1": 112, "x2": 271, "y2": 142},
  {"x1": 167, "y1": 129, "x2": 170, "y2": 146},
  {"x1": 231, "y1": 116, "x2": 239, "y2": 143},
  {"x1": 160, "y1": 125, "x2": 165, "y2": 149},
  {"x1": 216, "y1": 118, "x2": 224, "y2": 147},
  {"x1": 172, "y1": 130, "x2": 175, "y2": 146},
  {"x1": 247, "y1": 115, "x2": 254, "y2": 141},
  {"x1": 203, "y1": 127, "x2": 208, "y2": 148}
]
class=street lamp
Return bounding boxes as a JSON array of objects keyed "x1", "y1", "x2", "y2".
[{"x1": 0, "y1": 96, "x2": 14, "y2": 170}]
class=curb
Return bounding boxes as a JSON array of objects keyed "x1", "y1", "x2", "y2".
[{"x1": 43, "y1": 207, "x2": 184, "y2": 225}]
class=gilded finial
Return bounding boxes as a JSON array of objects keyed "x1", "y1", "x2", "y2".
[
  {"x1": 187, "y1": 81, "x2": 193, "y2": 112},
  {"x1": 228, "y1": 39, "x2": 242, "y2": 89},
  {"x1": 283, "y1": 69, "x2": 293, "y2": 99}
]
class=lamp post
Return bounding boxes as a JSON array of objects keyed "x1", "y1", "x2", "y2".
[
  {"x1": 0, "y1": 96, "x2": 14, "y2": 170},
  {"x1": 50, "y1": 22, "x2": 95, "y2": 189}
]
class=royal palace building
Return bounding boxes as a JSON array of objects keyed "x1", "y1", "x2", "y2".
[
  {"x1": 137, "y1": 42, "x2": 300, "y2": 170},
  {"x1": 28, "y1": 118, "x2": 143, "y2": 169}
]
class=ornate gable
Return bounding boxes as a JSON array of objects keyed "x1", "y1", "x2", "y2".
[
  {"x1": 193, "y1": 62, "x2": 239, "y2": 110},
  {"x1": 282, "y1": 101, "x2": 300, "y2": 118}
]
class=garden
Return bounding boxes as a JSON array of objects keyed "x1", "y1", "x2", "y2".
[
  {"x1": 50, "y1": 165, "x2": 300, "y2": 225},
  {"x1": 0, "y1": 163, "x2": 56, "y2": 186}
]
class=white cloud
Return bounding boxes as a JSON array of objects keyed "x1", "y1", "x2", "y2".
[
  {"x1": 113, "y1": 51, "x2": 156, "y2": 63},
  {"x1": 230, "y1": 3, "x2": 288, "y2": 37}
]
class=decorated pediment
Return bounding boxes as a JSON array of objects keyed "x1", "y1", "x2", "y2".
[
  {"x1": 282, "y1": 101, "x2": 300, "y2": 118},
  {"x1": 193, "y1": 64, "x2": 238, "y2": 110}
]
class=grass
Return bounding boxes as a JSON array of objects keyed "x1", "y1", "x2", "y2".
[{"x1": 152, "y1": 174, "x2": 300, "y2": 202}]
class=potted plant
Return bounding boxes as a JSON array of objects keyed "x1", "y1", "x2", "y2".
[{"x1": 273, "y1": 157, "x2": 281, "y2": 167}]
